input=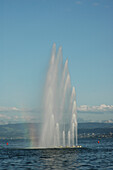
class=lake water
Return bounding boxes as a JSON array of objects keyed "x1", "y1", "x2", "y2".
[{"x1": 0, "y1": 138, "x2": 113, "y2": 169}]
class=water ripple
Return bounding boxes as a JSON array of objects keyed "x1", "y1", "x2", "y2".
[{"x1": 0, "y1": 138, "x2": 113, "y2": 169}]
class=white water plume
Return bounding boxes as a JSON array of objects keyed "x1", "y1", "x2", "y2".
[
  {"x1": 39, "y1": 44, "x2": 78, "y2": 148},
  {"x1": 63, "y1": 131, "x2": 65, "y2": 147},
  {"x1": 68, "y1": 131, "x2": 71, "y2": 147}
]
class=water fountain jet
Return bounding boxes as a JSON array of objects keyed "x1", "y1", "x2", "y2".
[{"x1": 39, "y1": 44, "x2": 78, "y2": 148}]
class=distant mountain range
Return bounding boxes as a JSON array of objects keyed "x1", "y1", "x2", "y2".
[{"x1": 0, "y1": 122, "x2": 113, "y2": 139}]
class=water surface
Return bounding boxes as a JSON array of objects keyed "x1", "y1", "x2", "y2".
[{"x1": 0, "y1": 138, "x2": 113, "y2": 169}]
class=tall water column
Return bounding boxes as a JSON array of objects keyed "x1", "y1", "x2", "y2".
[{"x1": 39, "y1": 44, "x2": 78, "y2": 147}]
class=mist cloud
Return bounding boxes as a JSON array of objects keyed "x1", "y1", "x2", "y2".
[
  {"x1": 1, "y1": 104, "x2": 113, "y2": 114},
  {"x1": 77, "y1": 104, "x2": 113, "y2": 114}
]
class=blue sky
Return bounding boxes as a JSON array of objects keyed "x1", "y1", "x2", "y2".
[{"x1": 0, "y1": 0, "x2": 113, "y2": 123}]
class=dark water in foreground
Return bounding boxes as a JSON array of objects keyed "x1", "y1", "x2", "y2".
[{"x1": 0, "y1": 138, "x2": 113, "y2": 169}]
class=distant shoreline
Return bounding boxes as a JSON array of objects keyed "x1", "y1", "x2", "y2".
[{"x1": 0, "y1": 122, "x2": 113, "y2": 140}]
